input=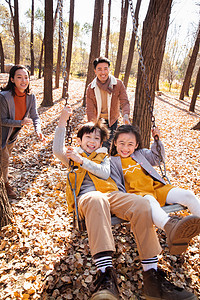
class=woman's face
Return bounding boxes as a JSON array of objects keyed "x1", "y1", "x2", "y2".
[{"x1": 11, "y1": 68, "x2": 29, "y2": 93}]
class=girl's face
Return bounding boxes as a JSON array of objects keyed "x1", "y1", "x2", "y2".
[
  {"x1": 114, "y1": 132, "x2": 138, "y2": 158},
  {"x1": 11, "y1": 69, "x2": 29, "y2": 93}
]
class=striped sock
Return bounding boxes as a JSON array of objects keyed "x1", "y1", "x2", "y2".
[
  {"x1": 94, "y1": 256, "x2": 113, "y2": 273},
  {"x1": 141, "y1": 256, "x2": 158, "y2": 272}
]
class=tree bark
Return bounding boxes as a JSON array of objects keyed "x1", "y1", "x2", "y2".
[
  {"x1": 189, "y1": 66, "x2": 200, "y2": 112},
  {"x1": 123, "y1": 0, "x2": 141, "y2": 88},
  {"x1": 105, "y1": 0, "x2": 111, "y2": 58},
  {"x1": 30, "y1": 0, "x2": 35, "y2": 75},
  {"x1": 41, "y1": 0, "x2": 53, "y2": 107},
  {"x1": 83, "y1": 0, "x2": 104, "y2": 105},
  {"x1": 114, "y1": 0, "x2": 129, "y2": 78},
  {"x1": 133, "y1": 0, "x2": 173, "y2": 148},
  {"x1": 62, "y1": 0, "x2": 75, "y2": 100},
  {"x1": 14, "y1": 0, "x2": 20, "y2": 64},
  {"x1": 55, "y1": 33, "x2": 61, "y2": 89},
  {"x1": 38, "y1": 40, "x2": 44, "y2": 79},
  {"x1": 0, "y1": 35, "x2": 5, "y2": 73},
  {"x1": 179, "y1": 23, "x2": 200, "y2": 100}
]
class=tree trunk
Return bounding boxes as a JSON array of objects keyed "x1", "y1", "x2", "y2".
[
  {"x1": 105, "y1": 0, "x2": 111, "y2": 58},
  {"x1": 179, "y1": 23, "x2": 200, "y2": 100},
  {"x1": 41, "y1": 0, "x2": 53, "y2": 107},
  {"x1": 30, "y1": 0, "x2": 35, "y2": 75},
  {"x1": 114, "y1": 0, "x2": 129, "y2": 78},
  {"x1": 0, "y1": 35, "x2": 5, "y2": 73},
  {"x1": 83, "y1": 0, "x2": 104, "y2": 106},
  {"x1": 62, "y1": 0, "x2": 75, "y2": 100},
  {"x1": 189, "y1": 66, "x2": 200, "y2": 112},
  {"x1": 191, "y1": 120, "x2": 200, "y2": 130},
  {"x1": 14, "y1": 0, "x2": 20, "y2": 64},
  {"x1": 38, "y1": 40, "x2": 44, "y2": 79},
  {"x1": 133, "y1": 0, "x2": 172, "y2": 148},
  {"x1": 0, "y1": 118, "x2": 13, "y2": 229},
  {"x1": 123, "y1": 0, "x2": 141, "y2": 88}
]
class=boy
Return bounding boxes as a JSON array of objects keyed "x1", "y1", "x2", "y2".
[{"x1": 53, "y1": 106, "x2": 196, "y2": 300}]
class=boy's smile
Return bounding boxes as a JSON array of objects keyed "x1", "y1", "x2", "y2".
[{"x1": 79, "y1": 130, "x2": 102, "y2": 154}]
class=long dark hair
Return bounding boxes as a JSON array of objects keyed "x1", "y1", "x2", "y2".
[
  {"x1": 110, "y1": 124, "x2": 143, "y2": 156},
  {"x1": 1, "y1": 65, "x2": 30, "y2": 96}
]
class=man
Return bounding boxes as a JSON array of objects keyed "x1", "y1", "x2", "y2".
[{"x1": 86, "y1": 56, "x2": 130, "y2": 149}]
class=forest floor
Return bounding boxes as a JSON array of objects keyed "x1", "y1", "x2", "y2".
[{"x1": 0, "y1": 74, "x2": 200, "y2": 300}]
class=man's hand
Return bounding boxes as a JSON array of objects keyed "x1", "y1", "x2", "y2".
[{"x1": 123, "y1": 114, "x2": 130, "y2": 125}]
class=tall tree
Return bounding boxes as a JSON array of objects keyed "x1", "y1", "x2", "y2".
[
  {"x1": 6, "y1": 0, "x2": 20, "y2": 64},
  {"x1": 83, "y1": 0, "x2": 104, "y2": 105},
  {"x1": 62, "y1": 0, "x2": 75, "y2": 99},
  {"x1": 0, "y1": 35, "x2": 5, "y2": 73},
  {"x1": 179, "y1": 23, "x2": 200, "y2": 100},
  {"x1": 189, "y1": 66, "x2": 200, "y2": 112},
  {"x1": 133, "y1": 0, "x2": 173, "y2": 147},
  {"x1": 0, "y1": 118, "x2": 13, "y2": 228},
  {"x1": 30, "y1": 0, "x2": 35, "y2": 75},
  {"x1": 41, "y1": 0, "x2": 53, "y2": 107},
  {"x1": 105, "y1": 0, "x2": 111, "y2": 58},
  {"x1": 123, "y1": 0, "x2": 141, "y2": 88},
  {"x1": 114, "y1": 0, "x2": 129, "y2": 78}
]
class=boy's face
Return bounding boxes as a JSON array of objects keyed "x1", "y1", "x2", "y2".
[
  {"x1": 94, "y1": 62, "x2": 110, "y2": 83},
  {"x1": 78, "y1": 129, "x2": 102, "y2": 154}
]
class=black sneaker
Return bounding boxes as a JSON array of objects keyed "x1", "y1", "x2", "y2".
[
  {"x1": 143, "y1": 268, "x2": 197, "y2": 300},
  {"x1": 91, "y1": 267, "x2": 119, "y2": 300}
]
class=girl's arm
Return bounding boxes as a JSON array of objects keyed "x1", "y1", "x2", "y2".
[{"x1": 140, "y1": 139, "x2": 165, "y2": 166}]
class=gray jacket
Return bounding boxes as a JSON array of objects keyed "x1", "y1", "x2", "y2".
[
  {"x1": 0, "y1": 90, "x2": 41, "y2": 148},
  {"x1": 110, "y1": 140, "x2": 167, "y2": 193}
]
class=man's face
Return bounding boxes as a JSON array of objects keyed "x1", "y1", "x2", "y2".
[{"x1": 94, "y1": 62, "x2": 110, "y2": 83}]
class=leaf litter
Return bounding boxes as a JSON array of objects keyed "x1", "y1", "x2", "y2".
[{"x1": 0, "y1": 76, "x2": 199, "y2": 299}]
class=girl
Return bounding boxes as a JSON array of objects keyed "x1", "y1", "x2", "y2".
[
  {"x1": 0, "y1": 64, "x2": 45, "y2": 199},
  {"x1": 110, "y1": 124, "x2": 200, "y2": 255}
]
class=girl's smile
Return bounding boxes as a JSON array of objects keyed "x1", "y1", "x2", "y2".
[
  {"x1": 11, "y1": 69, "x2": 29, "y2": 93},
  {"x1": 114, "y1": 132, "x2": 138, "y2": 158}
]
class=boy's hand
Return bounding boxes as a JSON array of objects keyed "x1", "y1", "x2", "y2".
[
  {"x1": 58, "y1": 105, "x2": 73, "y2": 127},
  {"x1": 66, "y1": 146, "x2": 83, "y2": 165},
  {"x1": 152, "y1": 127, "x2": 160, "y2": 139}
]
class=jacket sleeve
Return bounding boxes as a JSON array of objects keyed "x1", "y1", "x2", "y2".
[
  {"x1": 81, "y1": 156, "x2": 110, "y2": 180},
  {"x1": 53, "y1": 127, "x2": 70, "y2": 167},
  {"x1": 29, "y1": 94, "x2": 42, "y2": 133},
  {"x1": 118, "y1": 80, "x2": 130, "y2": 117},
  {"x1": 86, "y1": 85, "x2": 97, "y2": 122},
  {"x1": 139, "y1": 140, "x2": 165, "y2": 166},
  {"x1": 110, "y1": 157, "x2": 126, "y2": 192},
  {"x1": 0, "y1": 93, "x2": 22, "y2": 127}
]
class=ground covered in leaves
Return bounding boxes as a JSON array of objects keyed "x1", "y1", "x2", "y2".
[{"x1": 0, "y1": 74, "x2": 200, "y2": 299}]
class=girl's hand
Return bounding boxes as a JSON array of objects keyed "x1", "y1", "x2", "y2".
[
  {"x1": 66, "y1": 146, "x2": 83, "y2": 165},
  {"x1": 152, "y1": 127, "x2": 160, "y2": 139},
  {"x1": 58, "y1": 105, "x2": 73, "y2": 127},
  {"x1": 21, "y1": 117, "x2": 33, "y2": 126}
]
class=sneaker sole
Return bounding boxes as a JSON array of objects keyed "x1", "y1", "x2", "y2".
[
  {"x1": 91, "y1": 290, "x2": 119, "y2": 300},
  {"x1": 168, "y1": 215, "x2": 200, "y2": 255}
]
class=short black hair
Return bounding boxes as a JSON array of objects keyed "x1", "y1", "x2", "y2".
[
  {"x1": 93, "y1": 56, "x2": 111, "y2": 69},
  {"x1": 77, "y1": 120, "x2": 109, "y2": 143},
  {"x1": 110, "y1": 124, "x2": 143, "y2": 156}
]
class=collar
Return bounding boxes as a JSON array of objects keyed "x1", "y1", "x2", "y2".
[
  {"x1": 90, "y1": 75, "x2": 117, "y2": 89},
  {"x1": 77, "y1": 146, "x2": 108, "y2": 155}
]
